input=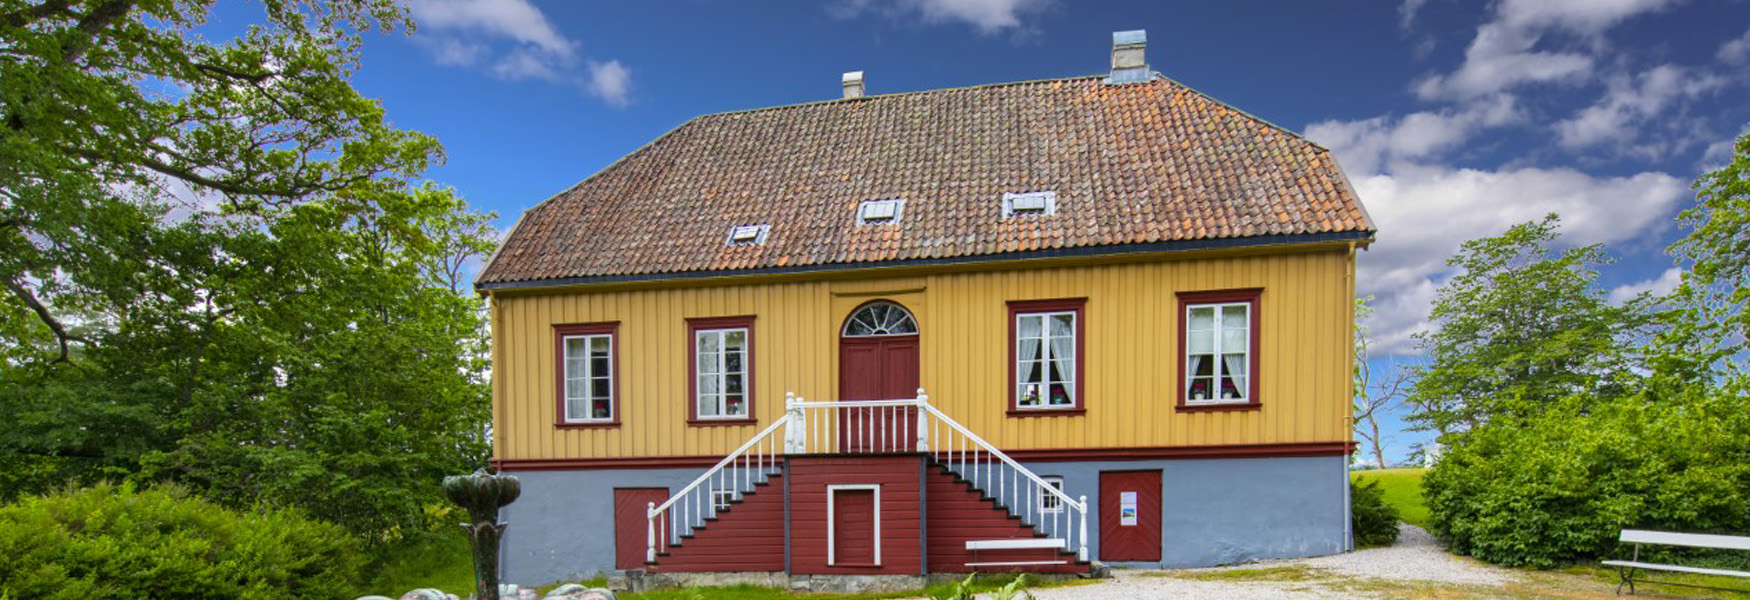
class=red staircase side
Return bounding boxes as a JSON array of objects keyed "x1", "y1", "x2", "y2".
[
  {"x1": 647, "y1": 474, "x2": 786, "y2": 572},
  {"x1": 925, "y1": 467, "x2": 1087, "y2": 574}
]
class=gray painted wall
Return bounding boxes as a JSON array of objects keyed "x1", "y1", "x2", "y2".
[
  {"x1": 498, "y1": 467, "x2": 701, "y2": 586},
  {"x1": 1023, "y1": 455, "x2": 1349, "y2": 568},
  {"x1": 498, "y1": 455, "x2": 1347, "y2": 585}
]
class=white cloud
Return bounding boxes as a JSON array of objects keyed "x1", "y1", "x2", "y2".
[
  {"x1": 1411, "y1": 0, "x2": 1680, "y2": 101},
  {"x1": 1608, "y1": 267, "x2": 1684, "y2": 304},
  {"x1": 1555, "y1": 65, "x2": 1726, "y2": 152},
  {"x1": 1398, "y1": 0, "x2": 1431, "y2": 30},
  {"x1": 1719, "y1": 28, "x2": 1750, "y2": 64},
  {"x1": 1348, "y1": 166, "x2": 1687, "y2": 354},
  {"x1": 404, "y1": 0, "x2": 635, "y2": 107},
  {"x1": 586, "y1": 60, "x2": 634, "y2": 109},
  {"x1": 1414, "y1": 23, "x2": 1593, "y2": 100},
  {"x1": 831, "y1": 0, "x2": 1052, "y2": 34},
  {"x1": 1306, "y1": 94, "x2": 1520, "y2": 175},
  {"x1": 406, "y1": 0, "x2": 574, "y2": 55}
]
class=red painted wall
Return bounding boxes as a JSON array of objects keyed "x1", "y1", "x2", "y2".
[
  {"x1": 649, "y1": 474, "x2": 786, "y2": 572},
  {"x1": 788, "y1": 455, "x2": 924, "y2": 575},
  {"x1": 925, "y1": 465, "x2": 1086, "y2": 573}
]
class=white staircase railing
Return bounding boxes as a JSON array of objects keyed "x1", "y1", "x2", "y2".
[{"x1": 647, "y1": 389, "x2": 1089, "y2": 565}]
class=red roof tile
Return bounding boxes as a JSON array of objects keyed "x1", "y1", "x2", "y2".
[{"x1": 477, "y1": 75, "x2": 1374, "y2": 288}]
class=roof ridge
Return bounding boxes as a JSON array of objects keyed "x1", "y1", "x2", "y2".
[{"x1": 694, "y1": 74, "x2": 1109, "y2": 119}]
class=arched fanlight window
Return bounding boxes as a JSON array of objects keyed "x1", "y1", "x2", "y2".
[{"x1": 841, "y1": 301, "x2": 918, "y2": 337}]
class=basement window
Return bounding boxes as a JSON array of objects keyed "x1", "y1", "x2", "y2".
[
  {"x1": 856, "y1": 198, "x2": 905, "y2": 225},
  {"x1": 1002, "y1": 191, "x2": 1057, "y2": 217},
  {"x1": 726, "y1": 224, "x2": 770, "y2": 246}
]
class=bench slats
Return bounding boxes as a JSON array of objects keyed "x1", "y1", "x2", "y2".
[
  {"x1": 1619, "y1": 529, "x2": 1750, "y2": 551},
  {"x1": 966, "y1": 539, "x2": 1068, "y2": 551},
  {"x1": 1602, "y1": 560, "x2": 1750, "y2": 579}
]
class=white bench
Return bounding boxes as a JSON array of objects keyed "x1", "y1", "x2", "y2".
[
  {"x1": 964, "y1": 538, "x2": 1069, "y2": 567},
  {"x1": 1601, "y1": 529, "x2": 1750, "y2": 595}
]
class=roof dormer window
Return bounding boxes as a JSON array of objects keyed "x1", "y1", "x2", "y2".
[
  {"x1": 726, "y1": 224, "x2": 770, "y2": 246},
  {"x1": 1003, "y1": 191, "x2": 1057, "y2": 218},
  {"x1": 856, "y1": 198, "x2": 905, "y2": 225}
]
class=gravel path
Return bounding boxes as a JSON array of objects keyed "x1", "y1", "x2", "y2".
[{"x1": 1022, "y1": 524, "x2": 1518, "y2": 600}]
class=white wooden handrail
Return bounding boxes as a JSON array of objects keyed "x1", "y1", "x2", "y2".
[{"x1": 647, "y1": 389, "x2": 1091, "y2": 565}]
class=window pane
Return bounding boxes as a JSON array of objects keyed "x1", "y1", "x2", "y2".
[
  {"x1": 724, "y1": 351, "x2": 742, "y2": 373},
  {"x1": 591, "y1": 356, "x2": 610, "y2": 377},
  {"x1": 1018, "y1": 314, "x2": 1042, "y2": 338},
  {"x1": 1189, "y1": 307, "x2": 1215, "y2": 330},
  {"x1": 699, "y1": 332, "x2": 720, "y2": 353},
  {"x1": 566, "y1": 379, "x2": 583, "y2": 401},
  {"x1": 1017, "y1": 338, "x2": 1042, "y2": 363},
  {"x1": 590, "y1": 335, "x2": 610, "y2": 357},
  {"x1": 1049, "y1": 383, "x2": 1072, "y2": 406},
  {"x1": 725, "y1": 373, "x2": 743, "y2": 394},
  {"x1": 725, "y1": 393, "x2": 745, "y2": 416},
  {"x1": 566, "y1": 357, "x2": 585, "y2": 379},
  {"x1": 1222, "y1": 375, "x2": 1248, "y2": 400},
  {"x1": 1020, "y1": 360, "x2": 1043, "y2": 384},
  {"x1": 1222, "y1": 327, "x2": 1247, "y2": 351},
  {"x1": 699, "y1": 375, "x2": 719, "y2": 395},
  {"x1": 567, "y1": 398, "x2": 588, "y2": 420},
  {"x1": 1018, "y1": 382, "x2": 1043, "y2": 406},
  {"x1": 1049, "y1": 313, "x2": 1074, "y2": 337},
  {"x1": 592, "y1": 377, "x2": 610, "y2": 399},
  {"x1": 699, "y1": 392, "x2": 719, "y2": 417},
  {"x1": 1188, "y1": 376, "x2": 1215, "y2": 400},
  {"x1": 1189, "y1": 328, "x2": 1215, "y2": 354},
  {"x1": 724, "y1": 329, "x2": 745, "y2": 351},
  {"x1": 698, "y1": 351, "x2": 720, "y2": 374},
  {"x1": 1222, "y1": 305, "x2": 1248, "y2": 328},
  {"x1": 592, "y1": 399, "x2": 611, "y2": 419}
]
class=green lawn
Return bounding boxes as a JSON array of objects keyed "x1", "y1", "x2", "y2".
[{"x1": 1352, "y1": 467, "x2": 1429, "y2": 528}]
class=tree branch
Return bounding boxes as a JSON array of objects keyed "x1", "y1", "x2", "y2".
[
  {"x1": 4, "y1": 277, "x2": 87, "y2": 363},
  {"x1": 0, "y1": 0, "x2": 74, "y2": 29},
  {"x1": 60, "y1": 0, "x2": 135, "y2": 63}
]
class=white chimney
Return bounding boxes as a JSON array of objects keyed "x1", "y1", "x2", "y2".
[
  {"x1": 1105, "y1": 30, "x2": 1149, "y2": 85},
  {"x1": 842, "y1": 71, "x2": 866, "y2": 99}
]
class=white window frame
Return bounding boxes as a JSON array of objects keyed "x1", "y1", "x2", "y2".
[
  {"x1": 856, "y1": 198, "x2": 906, "y2": 225},
  {"x1": 826, "y1": 484, "x2": 882, "y2": 566},
  {"x1": 694, "y1": 327, "x2": 751, "y2": 420},
  {"x1": 1014, "y1": 310, "x2": 1078, "y2": 410},
  {"x1": 561, "y1": 333, "x2": 615, "y2": 423},
  {"x1": 1002, "y1": 191, "x2": 1058, "y2": 217},
  {"x1": 1037, "y1": 476, "x2": 1065, "y2": 514},
  {"x1": 1184, "y1": 301, "x2": 1251, "y2": 405}
]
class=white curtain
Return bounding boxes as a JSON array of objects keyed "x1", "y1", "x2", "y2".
[
  {"x1": 1222, "y1": 354, "x2": 1245, "y2": 397},
  {"x1": 1049, "y1": 335, "x2": 1074, "y2": 403},
  {"x1": 1187, "y1": 355, "x2": 1206, "y2": 397}
]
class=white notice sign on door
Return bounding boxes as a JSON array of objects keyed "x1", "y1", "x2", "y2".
[{"x1": 1119, "y1": 491, "x2": 1138, "y2": 526}]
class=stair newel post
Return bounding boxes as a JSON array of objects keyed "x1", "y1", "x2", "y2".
[
  {"x1": 784, "y1": 392, "x2": 799, "y2": 454},
  {"x1": 915, "y1": 388, "x2": 930, "y2": 453},
  {"x1": 1078, "y1": 494, "x2": 1090, "y2": 562},
  {"x1": 646, "y1": 501, "x2": 657, "y2": 564}
]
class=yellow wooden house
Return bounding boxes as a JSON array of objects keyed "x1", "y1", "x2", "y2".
[{"x1": 476, "y1": 30, "x2": 1374, "y2": 587}]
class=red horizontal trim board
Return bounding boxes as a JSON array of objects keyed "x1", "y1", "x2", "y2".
[{"x1": 491, "y1": 442, "x2": 1354, "y2": 472}]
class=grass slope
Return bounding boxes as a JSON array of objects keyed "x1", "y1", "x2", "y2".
[{"x1": 1353, "y1": 467, "x2": 1429, "y2": 528}]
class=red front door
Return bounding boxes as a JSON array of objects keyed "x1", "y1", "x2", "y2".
[
  {"x1": 830, "y1": 488, "x2": 879, "y2": 566},
  {"x1": 614, "y1": 488, "x2": 669, "y2": 569},
  {"x1": 837, "y1": 335, "x2": 919, "y2": 453},
  {"x1": 1099, "y1": 470, "x2": 1162, "y2": 561}
]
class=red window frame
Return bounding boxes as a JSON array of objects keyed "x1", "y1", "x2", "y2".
[
  {"x1": 1175, "y1": 288, "x2": 1262, "y2": 413},
  {"x1": 1006, "y1": 298, "x2": 1088, "y2": 417},
  {"x1": 687, "y1": 315, "x2": 758, "y2": 426},
  {"x1": 554, "y1": 322, "x2": 621, "y2": 428}
]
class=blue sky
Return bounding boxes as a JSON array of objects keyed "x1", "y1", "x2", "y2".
[{"x1": 213, "y1": 1, "x2": 1750, "y2": 464}]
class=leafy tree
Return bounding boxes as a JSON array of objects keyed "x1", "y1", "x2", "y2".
[
  {"x1": 0, "y1": 1, "x2": 492, "y2": 541},
  {"x1": 1671, "y1": 132, "x2": 1750, "y2": 373},
  {"x1": 1406, "y1": 215, "x2": 1648, "y2": 438}
]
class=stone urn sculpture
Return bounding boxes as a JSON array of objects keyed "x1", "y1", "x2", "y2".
[{"x1": 444, "y1": 468, "x2": 522, "y2": 600}]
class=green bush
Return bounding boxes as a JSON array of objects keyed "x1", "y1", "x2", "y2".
[
  {"x1": 1423, "y1": 394, "x2": 1750, "y2": 568},
  {"x1": 1351, "y1": 477, "x2": 1402, "y2": 547},
  {"x1": 0, "y1": 483, "x2": 365, "y2": 600}
]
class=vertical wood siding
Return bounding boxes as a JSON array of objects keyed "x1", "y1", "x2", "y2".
[{"x1": 491, "y1": 248, "x2": 1353, "y2": 460}]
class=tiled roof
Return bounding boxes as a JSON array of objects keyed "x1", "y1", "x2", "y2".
[{"x1": 477, "y1": 75, "x2": 1374, "y2": 288}]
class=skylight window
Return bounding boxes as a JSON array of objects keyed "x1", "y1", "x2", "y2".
[
  {"x1": 856, "y1": 198, "x2": 905, "y2": 225},
  {"x1": 1003, "y1": 191, "x2": 1058, "y2": 217},
  {"x1": 726, "y1": 224, "x2": 770, "y2": 246}
]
